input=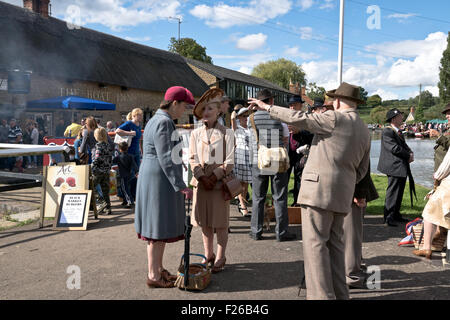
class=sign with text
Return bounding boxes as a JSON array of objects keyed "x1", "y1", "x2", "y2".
[
  {"x1": 44, "y1": 164, "x2": 89, "y2": 218},
  {"x1": 54, "y1": 191, "x2": 91, "y2": 230}
]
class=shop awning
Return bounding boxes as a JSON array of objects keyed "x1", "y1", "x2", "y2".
[
  {"x1": 27, "y1": 95, "x2": 115, "y2": 110},
  {"x1": 426, "y1": 119, "x2": 447, "y2": 124}
]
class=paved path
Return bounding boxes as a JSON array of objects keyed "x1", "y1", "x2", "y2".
[{"x1": 1, "y1": 194, "x2": 449, "y2": 300}]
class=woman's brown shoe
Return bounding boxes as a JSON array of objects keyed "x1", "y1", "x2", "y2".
[
  {"x1": 202, "y1": 253, "x2": 216, "y2": 268},
  {"x1": 146, "y1": 276, "x2": 175, "y2": 288},
  {"x1": 212, "y1": 257, "x2": 226, "y2": 274},
  {"x1": 412, "y1": 249, "x2": 432, "y2": 259},
  {"x1": 160, "y1": 268, "x2": 177, "y2": 282}
]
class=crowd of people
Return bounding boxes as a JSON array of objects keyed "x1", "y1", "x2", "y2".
[
  {"x1": 2, "y1": 83, "x2": 449, "y2": 299},
  {"x1": 0, "y1": 117, "x2": 43, "y2": 172},
  {"x1": 130, "y1": 84, "x2": 449, "y2": 300}
]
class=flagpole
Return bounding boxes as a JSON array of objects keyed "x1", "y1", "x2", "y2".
[{"x1": 338, "y1": 0, "x2": 345, "y2": 84}]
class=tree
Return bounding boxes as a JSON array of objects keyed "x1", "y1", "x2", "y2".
[
  {"x1": 367, "y1": 94, "x2": 382, "y2": 107},
  {"x1": 370, "y1": 106, "x2": 389, "y2": 124},
  {"x1": 306, "y1": 82, "x2": 326, "y2": 100},
  {"x1": 417, "y1": 90, "x2": 434, "y2": 108},
  {"x1": 415, "y1": 105, "x2": 425, "y2": 122},
  {"x1": 359, "y1": 86, "x2": 368, "y2": 105},
  {"x1": 438, "y1": 32, "x2": 450, "y2": 105},
  {"x1": 168, "y1": 37, "x2": 213, "y2": 64},
  {"x1": 251, "y1": 58, "x2": 306, "y2": 90}
]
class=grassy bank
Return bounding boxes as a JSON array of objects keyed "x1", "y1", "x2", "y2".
[{"x1": 249, "y1": 173, "x2": 430, "y2": 218}]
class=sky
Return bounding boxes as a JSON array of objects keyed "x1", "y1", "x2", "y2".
[{"x1": 3, "y1": 0, "x2": 450, "y2": 100}]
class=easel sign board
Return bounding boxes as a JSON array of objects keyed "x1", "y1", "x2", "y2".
[
  {"x1": 43, "y1": 164, "x2": 89, "y2": 218},
  {"x1": 53, "y1": 191, "x2": 91, "y2": 230}
]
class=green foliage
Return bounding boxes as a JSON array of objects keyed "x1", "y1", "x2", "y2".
[
  {"x1": 366, "y1": 174, "x2": 430, "y2": 216},
  {"x1": 168, "y1": 37, "x2": 213, "y2": 64},
  {"x1": 251, "y1": 58, "x2": 306, "y2": 90},
  {"x1": 367, "y1": 94, "x2": 382, "y2": 107},
  {"x1": 438, "y1": 32, "x2": 450, "y2": 105},
  {"x1": 417, "y1": 90, "x2": 434, "y2": 108},
  {"x1": 359, "y1": 86, "x2": 368, "y2": 105},
  {"x1": 424, "y1": 104, "x2": 447, "y2": 120},
  {"x1": 415, "y1": 105, "x2": 425, "y2": 122},
  {"x1": 306, "y1": 82, "x2": 326, "y2": 100},
  {"x1": 370, "y1": 106, "x2": 389, "y2": 124},
  {"x1": 251, "y1": 174, "x2": 429, "y2": 217}
]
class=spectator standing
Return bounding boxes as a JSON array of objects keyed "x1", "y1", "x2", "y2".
[
  {"x1": 55, "y1": 119, "x2": 66, "y2": 137},
  {"x1": 286, "y1": 95, "x2": 313, "y2": 206},
  {"x1": 92, "y1": 127, "x2": 113, "y2": 215},
  {"x1": 0, "y1": 118, "x2": 8, "y2": 143},
  {"x1": 189, "y1": 88, "x2": 235, "y2": 273},
  {"x1": 79, "y1": 117, "x2": 97, "y2": 164},
  {"x1": 64, "y1": 119, "x2": 83, "y2": 137},
  {"x1": 7, "y1": 118, "x2": 23, "y2": 172},
  {"x1": 116, "y1": 108, "x2": 143, "y2": 168},
  {"x1": 233, "y1": 107, "x2": 252, "y2": 216},
  {"x1": 0, "y1": 119, "x2": 9, "y2": 169},
  {"x1": 134, "y1": 86, "x2": 194, "y2": 288},
  {"x1": 248, "y1": 89, "x2": 295, "y2": 242},
  {"x1": 249, "y1": 82, "x2": 370, "y2": 300},
  {"x1": 218, "y1": 95, "x2": 231, "y2": 127},
  {"x1": 377, "y1": 108, "x2": 415, "y2": 227},
  {"x1": 113, "y1": 141, "x2": 138, "y2": 208},
  {"x1": 106, "y1": 121, "x2": 116, "y2": 133}
]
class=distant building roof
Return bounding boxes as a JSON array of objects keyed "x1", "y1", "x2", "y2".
[
  {"x1": 185, "y1": 58, "x2": 292, "y2": 94},
  {"x1": 0, "y1": 1, "x2": 209, "y2": 96}
]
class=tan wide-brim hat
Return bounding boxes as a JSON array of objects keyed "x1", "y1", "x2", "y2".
[
  {"x1": 193, "y1": 88, "x2": 225, "y2": 119},
  {"x1": 326, "y1": 82, "x2": 364, "y2": 105}
]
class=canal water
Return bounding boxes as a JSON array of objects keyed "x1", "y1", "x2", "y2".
[{"x1": 370, "y1": 130, "x2": 436, "y2": 189}]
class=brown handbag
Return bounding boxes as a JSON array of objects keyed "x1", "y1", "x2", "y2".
[
  {"x1": 220, "y1": 130, "x2": 241, "y2": 201},
  {"x1": 222, "y1": 174, "x2": 242, "y2": 201}
]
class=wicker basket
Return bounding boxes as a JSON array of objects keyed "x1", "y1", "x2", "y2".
[
  {"x1": 174, "y1": 254, "x2": 211, "y2": 291},
  {"x1": 412, "y1": 223, "x2": 447, "y2": 252}
]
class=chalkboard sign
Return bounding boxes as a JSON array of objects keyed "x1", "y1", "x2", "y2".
[{"x1": 54, "y1": 191, "x2": 91, "y2": 230}]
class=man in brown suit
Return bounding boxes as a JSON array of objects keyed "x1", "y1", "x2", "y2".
[{"x1": 249, "y1": 82, "x2": 370, "y2": 300}]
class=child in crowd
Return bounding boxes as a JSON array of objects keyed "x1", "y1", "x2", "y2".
[
  {"x1": 113, "y1": 141, "x2": 138, "y2": 208},
  {"x1": 92, "y1": 127, "x2": 113, "y2": 215}
]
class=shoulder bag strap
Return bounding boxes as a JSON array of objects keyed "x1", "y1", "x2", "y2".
[{"x1": 249, "y1": 113, "x2": 259, "y2": 148}]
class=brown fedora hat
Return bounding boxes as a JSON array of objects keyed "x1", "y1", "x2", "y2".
[
  {"x1": 193, "y1": 88, "x2": 224, "y2": 119},
  {"x1": 442, "y1": 102, "x2": 450, "y2": 114},
  {"x1": 326, "y1": 82, "x2": 364, "y2": 105}
]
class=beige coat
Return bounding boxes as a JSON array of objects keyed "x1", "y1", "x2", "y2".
[
  {"x1": 189, "y1": 122, "x2": 235, "y2": 228},
  {"x1": 189, "y1": 123, "x2": 235, "y2": 188},
  {"x1": 270, "y1": 106, "x2": 370, "y2": 214}
]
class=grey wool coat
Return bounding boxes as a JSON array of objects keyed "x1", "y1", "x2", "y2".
[{"x1": 134, "y1": 109, "x2": 187, "y2": 240}]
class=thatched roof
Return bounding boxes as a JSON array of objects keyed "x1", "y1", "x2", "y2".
[
  {"x1": 185, "y1": 58, "x2": 292, "y2": 94},
  {"x1": 0, "y1": 1, "x2": 209, "y2": 96}
]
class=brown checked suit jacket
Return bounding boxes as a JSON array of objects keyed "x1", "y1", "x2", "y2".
[{"x1": 269, "y1": 106, "x2": 370, "y2": 214}]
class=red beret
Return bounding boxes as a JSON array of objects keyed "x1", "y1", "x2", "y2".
[{"x1": 164, "y1": 86, "x2": 195, "y2": 105}]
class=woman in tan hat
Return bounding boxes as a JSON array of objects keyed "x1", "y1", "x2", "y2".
[{"x1": 189, "y1": 88, "x2": 235, "y2": 273}]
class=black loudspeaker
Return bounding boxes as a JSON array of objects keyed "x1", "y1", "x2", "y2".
[{"x1": 7, "y1": 71, "x2": 31, "y2": 94}]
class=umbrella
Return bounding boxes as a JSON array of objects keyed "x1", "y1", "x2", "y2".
[{"x1": 183, "y1": 196, "x2": 193, "y2": 289}]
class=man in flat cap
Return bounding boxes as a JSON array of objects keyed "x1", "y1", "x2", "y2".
[
  {"x1": 249, "y1": 82, "x2": 370, "y2": 300},
  {"x1": 377, "y1": 108, "x2": 415, "y2": 227}
]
